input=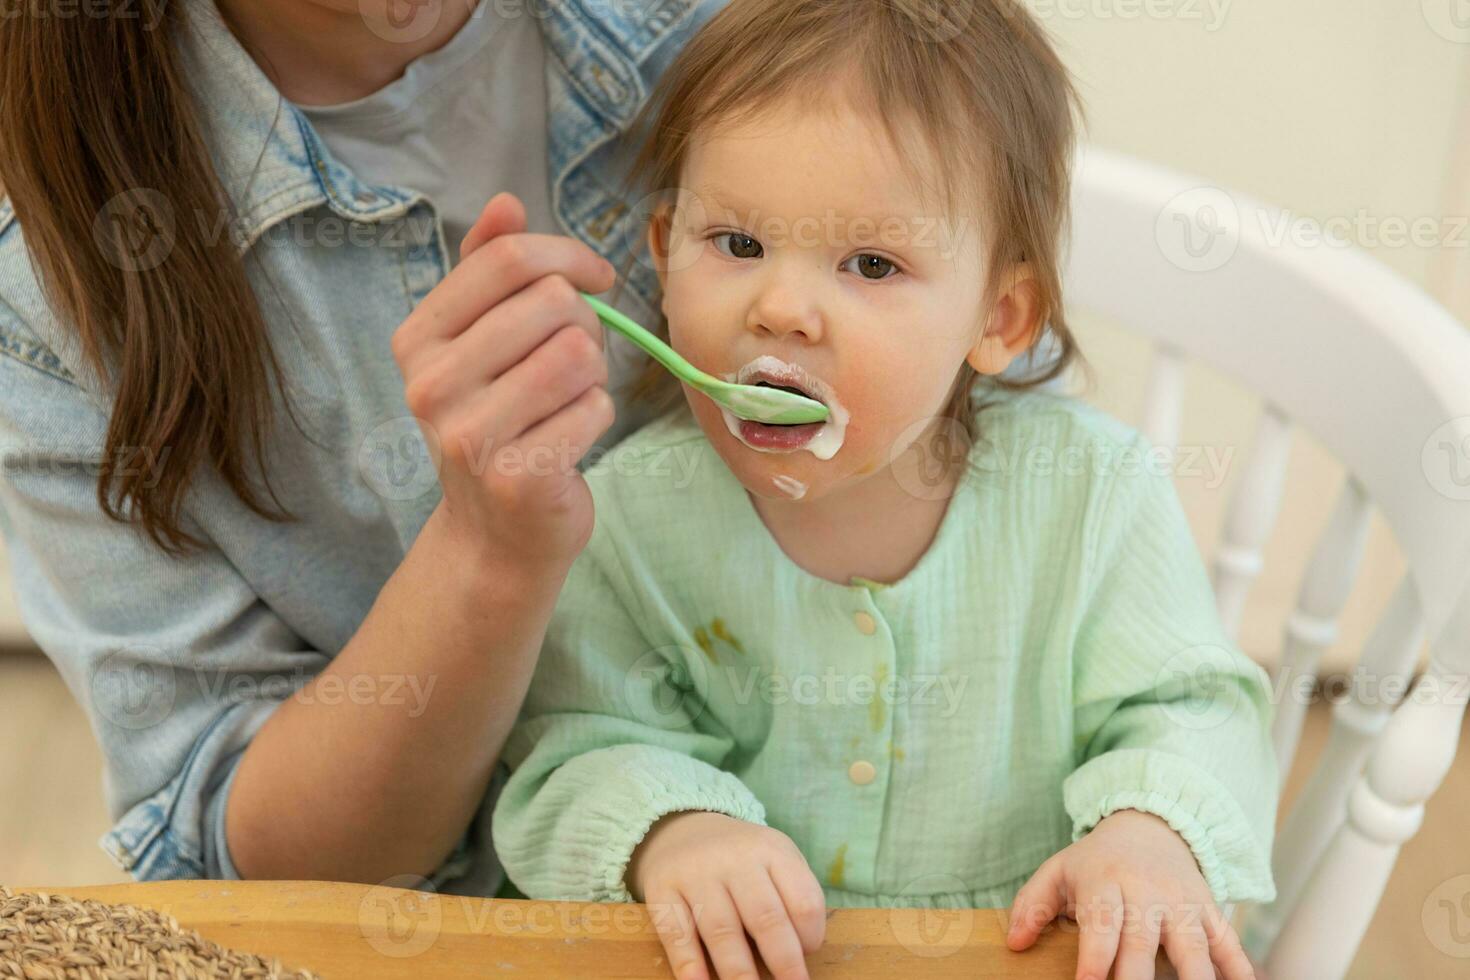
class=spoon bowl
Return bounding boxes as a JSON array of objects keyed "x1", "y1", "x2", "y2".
[{"x1": 581, "y1": 293, "x2": 830, "y2": 425}]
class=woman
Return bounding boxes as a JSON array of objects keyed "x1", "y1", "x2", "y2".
[
  {"x1": 0, "y1": 0, "x2": 1062, "y2": 897},
  {"x1": 0, "y1": 0, "x2": 728, "y2": 896}
]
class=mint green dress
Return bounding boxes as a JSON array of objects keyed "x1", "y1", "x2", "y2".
[{"x1": 492, "y1": 386, "x2": 1279, "y2": 909}]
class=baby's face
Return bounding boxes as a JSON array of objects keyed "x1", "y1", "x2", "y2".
[{"x1": 651, "y1": 98, "x2": 991, "y2": 504}]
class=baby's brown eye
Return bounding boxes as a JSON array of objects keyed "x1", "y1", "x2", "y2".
[
  {"x1": 850, "y1": 254, "x2": 897, "y2": 280},
  {"x1": 715, "y1": 233, "x2": 763, "y2": 260}
]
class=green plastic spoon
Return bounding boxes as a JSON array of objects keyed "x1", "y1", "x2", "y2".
[{"x1": 581, "y1": 293, "x2": 830, "y2": 425}]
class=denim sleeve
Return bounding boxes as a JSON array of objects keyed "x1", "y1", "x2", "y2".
[{"x1": 0, "y1": 310, "x2": 486, "y2": 886}]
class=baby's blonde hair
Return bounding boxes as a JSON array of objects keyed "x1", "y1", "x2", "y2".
[{"x1": 615, "y1": 0, "x2": 1089, "y2": 431}]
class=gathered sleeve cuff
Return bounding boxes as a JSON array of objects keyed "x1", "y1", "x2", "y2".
[
  {"x1": 494, "y1": 740, "x2": 766, "y2": 903},
  {"x1": 1063, "y1": 746, "x2": 1276, "y2": 905}
]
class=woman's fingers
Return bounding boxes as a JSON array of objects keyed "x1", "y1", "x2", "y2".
[
  {"x1": 466, "y1": 271, "x2": 607, "y2": 374},
  {"x1": 1073, "y1": 878, "x2": 1124, "y2": 980},
  {"x1": 769, "y1": 856, "x2": 827, "y2": 954},
  {"x1": 646, "y1": 886, "x2": 708, "y2": 980},
  {"x1": 729, "y1": 870, "x2": 810, "y2": 980},
  {"x1": 502, "y1": 384, "x2": 616, "y2": 483},
  {"x1": 687, "y1": 884, "x2": 759, "y2": 980},
  {"x1": 404, "y1": 273, "x2": 605, "y2": 417},
  {"x1": 434, "y1": 323, "x2": 608, "y2": 464},
  {"x1": 405, "y1": 231, "x2": 615, "y2": 350},
  {"x1": 460, "y1": 191, "x2": 527, "y2": 262}
]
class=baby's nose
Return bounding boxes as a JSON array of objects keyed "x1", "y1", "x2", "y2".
[{"x1": 748, "y1": 283, "x2": 824, "y2": 343}]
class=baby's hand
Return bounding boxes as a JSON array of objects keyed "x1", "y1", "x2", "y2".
[
  {"x1": 1006, "y1": 809, "x2": 1255, "y2": 980},
  {"x1": 627, "y1": 811, "x2": 826, "y2": 980}
]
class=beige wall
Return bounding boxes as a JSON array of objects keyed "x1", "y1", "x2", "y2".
[
  {"x1": 1034, "y1": 0, "x2": 1470, "y2": 672},
  {"x1": 1040, "y1": 0, "x2": 1467, "y2": 297}
]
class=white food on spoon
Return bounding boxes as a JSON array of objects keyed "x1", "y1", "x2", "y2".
[{"x1": 719, "y1": 355, "x2": 849, "y2": 460}]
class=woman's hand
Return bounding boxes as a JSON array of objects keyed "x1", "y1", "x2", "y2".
[
  {"x1": 1007, "y1": 809, "x2": 1255, "y2": 980},
  {"x1": 391, "y1": 191, "x2": 618, "y2": 573},
  {"x1": 628, "y1": 811, "x2": 827, "y2": 980}
]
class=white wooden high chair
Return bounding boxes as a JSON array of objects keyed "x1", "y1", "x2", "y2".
[{"x1": 1058, "y1": 146, "x2": 1470, "y2": 979}]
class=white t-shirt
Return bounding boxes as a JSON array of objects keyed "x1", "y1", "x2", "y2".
[{"x1": 297, "y1": 4, "x2": 556, "y2": 262}]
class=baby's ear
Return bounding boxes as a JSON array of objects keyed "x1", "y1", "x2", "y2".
[{"x1": 967, "y1": 265, "x2": 1044, "y2": 376}]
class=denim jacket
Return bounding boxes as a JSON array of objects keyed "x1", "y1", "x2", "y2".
[{"x1": 0, "y1": 0, "x2": 728, "y2": 896}]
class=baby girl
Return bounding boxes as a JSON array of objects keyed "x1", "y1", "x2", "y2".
[{"x1": 493, "y1": 2, "x2": 1277, "y2": 979}]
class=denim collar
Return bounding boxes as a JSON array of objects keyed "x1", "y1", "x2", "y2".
[{"x1": 177, "y1": 0, "x2": 699, "y2": 263}]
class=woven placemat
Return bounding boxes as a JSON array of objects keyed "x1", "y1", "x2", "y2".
[{"x1": 0, "y1": 886, "x2": 320, "y2": 979}]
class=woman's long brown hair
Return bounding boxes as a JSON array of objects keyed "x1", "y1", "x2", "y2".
[{"x1": 0, "y1": 0, "x2": 295, "y2": 555}]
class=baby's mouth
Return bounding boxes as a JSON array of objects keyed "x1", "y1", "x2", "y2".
[
  {"x1": 720, "y1": 356, "x2": 849, "y2": 459},
  {"x1": 749, "y1": 380, "x2": 824, "y2": 424}
]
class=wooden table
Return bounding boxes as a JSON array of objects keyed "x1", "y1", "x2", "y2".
[{"x1": 15, "y1": 880, "x2": 1081, "y2": 977}]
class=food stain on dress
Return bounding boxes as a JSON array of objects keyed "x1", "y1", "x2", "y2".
[
  {"x1": 692, "y1": 625, "x2": 716, "y2": 662},
  {"x1": 828, "y1": 842, "x2": 848, "y2": 889},
  {"x1": 693, "y1": 618, "x2": 746, "y2": 662},
  {"x1": 870, "y1": 662, "x2": 889, "y2": 731},
  {"x1": 710, "y1": 617, "x2": 745, "y2": 654}
]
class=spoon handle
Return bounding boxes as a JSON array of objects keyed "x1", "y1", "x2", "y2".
[{"x1": 581, "y1": 293, "x2": 711, "y2": 388}]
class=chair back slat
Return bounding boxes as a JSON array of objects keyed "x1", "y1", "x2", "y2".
[
  {"x1": 1141, "y1": 343, "x2": 1186, "y2": 451},
  {"x1": 1271, "y1": 478, "x2": 1375, "y2": 785},
  {"x1": 1211, "y1": 405, "x2": 1292, "y2": 639},
  {"x1": 1240, "y1": 575, "x2": 1424, "y2": 959},
  {"x1": 1266, "y1": 589, "x2": 1466, "y2": 979}
]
